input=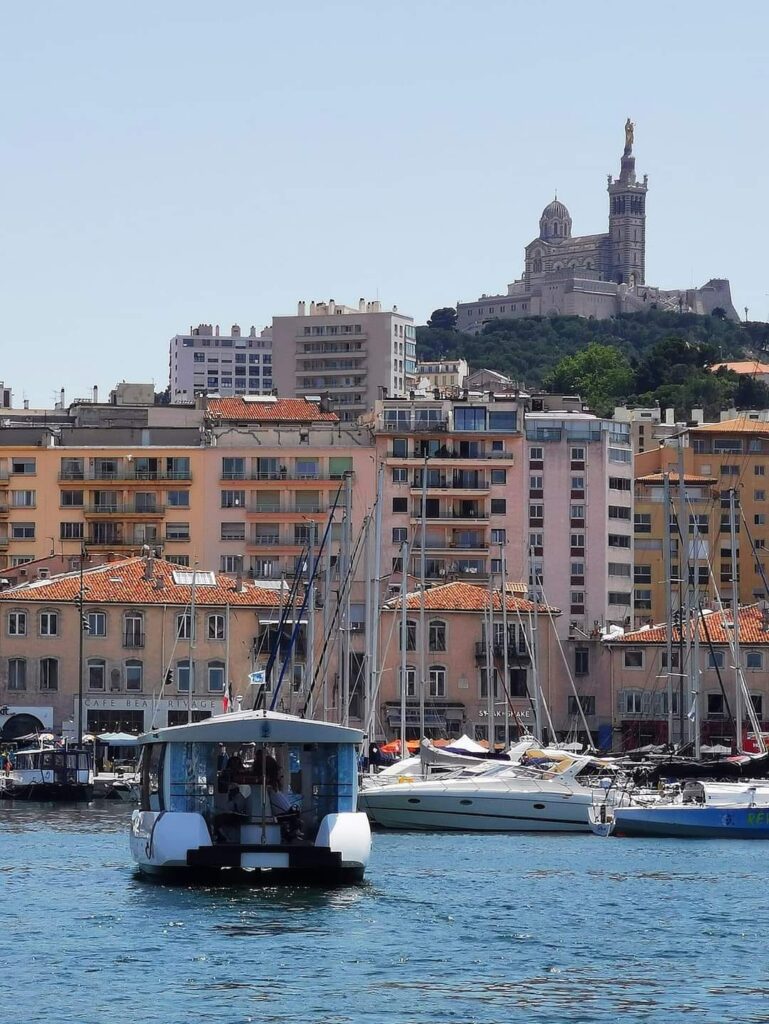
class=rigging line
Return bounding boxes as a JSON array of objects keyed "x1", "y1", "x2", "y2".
[
  {"x1": 533, "y1": 576, "x2": 592, "y2": 745},
  {"x1": 269, "y1": 477, "x2": 348, "y2": 711},
  {"x1": 263, "y1": 548, "x2": 307, "y2": 709},
  {"x1": 698, "y1": 599, "x2": 734, "y2": 728},
  {"x1": 739, "y1": 505, "x2": 769, "y2": 601},
  {"x1": 300, "y1": 506, "x2": 369, "y2": 717},
  {"x1": 149, "y1": 596, "x2": 196, "y2": 730},
  {"x1": 514, "y1": 580, "x2": 557, "y2": 741},
  {"x1": 510, "y1": 600, "x2": 546, "y2": 735},
  {"x1": 685, "y1": 492, "x2": 765, "y2": 749}
]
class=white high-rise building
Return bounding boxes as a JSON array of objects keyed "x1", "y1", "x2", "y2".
[
  {"x1": 169, "y1": 323, "x2": 273, "y2": 403},
  {"x1": 271, "y1": 299, "x2": 417, "y2": 422}
]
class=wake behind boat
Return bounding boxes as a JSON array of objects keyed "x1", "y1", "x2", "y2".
[{"x1": 130, "y1": 709, "x2": 371, "y2": 883}]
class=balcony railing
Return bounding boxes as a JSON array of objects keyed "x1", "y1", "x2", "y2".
[
  {"x1": 60, "y1": 469, "x2": 192, "y2": 482},
  {"x1": 84, "y1": 503, "x2": 166, "y2": 515},
  {"x1": 475, "y1": 641, "x2": 530, "y2": 661}
]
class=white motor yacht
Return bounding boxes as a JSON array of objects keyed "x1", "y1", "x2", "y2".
[
  {"x1": 359, "y1": 754, "x2": 620, "y2": 832},
  {"x1": 130, "y1": 709, "x2": 371, "y2": 883}
]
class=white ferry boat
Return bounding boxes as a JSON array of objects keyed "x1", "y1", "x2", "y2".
[
  {"x1": 0, "y1": 745, "x2": 94, "y2": 801},
  {"x1": 130, "y1": 710, "x2": 371, "y2": 883}
]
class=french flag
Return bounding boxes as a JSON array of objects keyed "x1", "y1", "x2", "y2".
[{"x1": 222, "y1": 681, "x2": 234, "y2": 714}]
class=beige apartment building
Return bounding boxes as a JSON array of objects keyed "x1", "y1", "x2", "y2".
[
  {"x1": 376, "y1": 581, "x2": 566, "y2": 745},
  {"x1": 271, "y1": 299, "x2": 417, "y2": 423},
  {"x1": 364, "y1": 392, "x2": 526, "y2": 589},
  {"x1": 0, "y1": 556, "x2": 284, "y2": 741}
]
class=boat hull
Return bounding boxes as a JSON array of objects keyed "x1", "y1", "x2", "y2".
[
  {"x1": 0, "y1": 781, "x2": 93, "y2": 802},
  {"x1": 359, "y1": 789, "x2": 593, "y2": 832},
  {"x1": 612, "y1": 805, "x2": 769, "y2": 839},
  {"x1": 130, "y1": 809, "x2": 371, "y2": 883}
]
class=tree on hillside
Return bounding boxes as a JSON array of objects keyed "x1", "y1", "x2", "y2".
[
  {"x1": 542, "y1": 343, "x2": 635, "y2": 416},
  {"x1": 427, "y1": 307, "x2": 458, "y2": 331},
  {"x1": 634, "y1": 336, "x2": 719, "y2": 393}
]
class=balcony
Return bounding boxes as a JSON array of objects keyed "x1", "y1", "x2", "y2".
[
  {"x1": 475, "y1": 641, "x2": 530, "y2": 663},
  {"x1": 84, "y1": 503, "x2": 166, "y2": 517},
  {"x1": 60, "y1": 469, "x2": 192, "y2": 483},
  {"x1": 88, "y1": 537, "x2": 163, "y2": 551},
  {"x1": 0, "y1": 503, "x2": 8, "y2": 516}
]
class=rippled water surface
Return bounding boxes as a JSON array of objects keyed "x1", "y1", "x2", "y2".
[{"x1": 2, "y1": 803, "x2": 769, "y2": 1023}]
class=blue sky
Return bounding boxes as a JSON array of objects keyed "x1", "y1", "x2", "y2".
[{"x1": 1, "y1": 0, "x2": 766, "y2": 405}]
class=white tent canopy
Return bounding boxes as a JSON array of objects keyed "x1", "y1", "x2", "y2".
[
  {"x1": 98, "y1": 732, "x2": 139, "y2": 746},
  {"x1": 445, "y1": 733, "x2": 487, "y2": 753}
]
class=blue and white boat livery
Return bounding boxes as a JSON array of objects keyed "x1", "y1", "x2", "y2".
[
  {"x1": 591, "y1": 780, "x2": 769, "y2": 839},
  {"x1": 130, "y1": 710, "x2": 371, "y2": 883}
]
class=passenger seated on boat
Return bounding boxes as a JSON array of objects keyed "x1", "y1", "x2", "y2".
[{"x1": 268, "y1": 787, "x2": 303, "y2": 842}]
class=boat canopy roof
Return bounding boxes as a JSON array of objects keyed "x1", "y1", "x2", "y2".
[{"x1": 138, "y1": 709, "x2": 364, "y2": 747}]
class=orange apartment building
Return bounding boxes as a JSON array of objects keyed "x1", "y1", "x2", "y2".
[{"x1": 633, "y1": 416, "x2": 769, "y2": 626}]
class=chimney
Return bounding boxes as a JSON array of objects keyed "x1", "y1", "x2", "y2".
[
  {"x1": 143, "y1": 554, "x2": 155, "y2": 581},
  {"x1": 215, "y1": 325, "x2": 220, "y2": 337},
  {"x1": 92, "y1": 385, "x2": 98, "y2": 403},
  {"x1": 153, "y1": 575, "x2": 164, "y2": 591},
  {"x1": 359, "y1": 298, "x2": 365, "y2": 311},
  {"x1": 310, "y1": 301, "x2": 316, "y2": 315},
  {"x1": 250, "y1": 325, "x2": 256, "y2": 337},
  {"x1": 298, "y1": 301, "x2": 306, "y2": 316},
  {"x1": 691, "y1": 408, "x2": 704, "y2": 425},
  {"x1": 235, "y1": 572, "x2": 245, "y2": 593},
  {"x1": 24, "y1": 399, "x2": 29, "y2": 410},
  {"x1": 329, "y1": 299, "x2": 336, "y2": 315},
  {"x1": 665, "y1": 408, "x2": 675, "y2": 426},
  {"x1": 60, "y1": 388, "x2": 65, "y2": 409}
]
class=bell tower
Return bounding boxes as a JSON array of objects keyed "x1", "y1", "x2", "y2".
[{"x1": 607, "y1": 118, "x2": 647, "y2": 287}]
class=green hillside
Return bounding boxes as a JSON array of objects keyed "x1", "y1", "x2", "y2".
[{"x1": 417, "y1": 311, "x2": 769, "y2": 418}]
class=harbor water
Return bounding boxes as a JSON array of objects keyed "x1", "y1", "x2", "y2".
[{"x1": 2, "y1": 803, "x2": 768, "y2": 1024}]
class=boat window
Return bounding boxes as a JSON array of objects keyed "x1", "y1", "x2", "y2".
[
  {"x1": 168, "y1": 742, "x2": 216, "y2": 814},
  {"x1": 141, "y1": 743, "x2": 166, "y2": 811}
]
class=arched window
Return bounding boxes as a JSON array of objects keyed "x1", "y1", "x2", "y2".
[
  {"x1": 400, "y1": 619, "x2": 417, "y2": 651},
  {"x1": 124, "y1": 612, "x2": 144, "y2": 648},
  {"x1": 399, "y1": 666, "x2": 416, "y2": 698},
  {"x1": 207, "y1": 613, "x2": 226, "y2": 641},
  {"x1": 176, "y1": 659, "x2": 191, "y2": 693},
  {"x1": 8, "y1": 610, "x2": 27, "y2": 636},
  {"x1": 429, "y1": 665, "x2": 446, "y2": 698},
  {"x1": 428, "y1": 620, "x2": 447, "y2": 652},
  {"x1": 8, "y1": 658, "x2": 26, "y2": 690},
  {"x1": 552, "y1": 222, "x2": 559, "y2": 236},
  {"x1": 39, "y1": 657, "x2": 58, "y2": 691},
  {"x1": 479, "y1": 667, "x2": 499, "y2": 699},
  {"x1": 87, "y1": 658, "x2": 106, "y2": 691},
  {"x1": 125, "y1": 659, "x2": 143, "y2": 692},
  {"x1": 532, "y1": 258, "x2": 542, "y2": 273},
  {"x1": 208, "y1": 660, "x2": 225, "y2": 692}
]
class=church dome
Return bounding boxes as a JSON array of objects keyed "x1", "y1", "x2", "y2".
[
  {"x1": 541, "y1": 198, "x2": 570, "y2": 221},
  {"x1": 539, "y1": 196, "x2": 572, "y2": 240}
]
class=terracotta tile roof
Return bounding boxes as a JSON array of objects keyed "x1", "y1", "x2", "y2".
[
  {"x1": 710, "y1": 361, "x2": 769, "y2": 375},
  {"x1": 384, "y1": 580, "x2": 559, "y2": 615},
  {"x1": 636, "y1": 473, "x2": 717, "y2": 484},
  {"x1": 690, "y1": 417, "x2": 769, "y2": 434},
  {"x1": 0, "y1": 557, "x2": 283, "y2": 608},
  {"x1": 607, "y1": 605, "x2": 769, "y2": 645},
  {"x1": 207, "y1": 397, "x2": 338, "y2": 423}
]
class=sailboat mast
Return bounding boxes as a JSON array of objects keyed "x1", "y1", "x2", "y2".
[
  {"x1": 500, "y1": 543, "x2": 510, "y2": 748},
  {"x1": 528, "y1": 545, "x2": 541, "y2": 742},
  {"x1": 367, "y1": 464, "x2": 385, "y2": 750},
  {"x1": 399, "y1": 539, "x2": 409, "y2": 756},
  {"x1": 730, "y1": 487, "x2": 742, "y2": 750},
  {"x1": 419, "y1": 456, "x2": 427, "y2": 741},
  {"x1": 306, "y1": 523, "x2": 315, "y2": 718},
  {"x1": 188, "y1": 568, "x2": 197, "y2": 725},
  {"x1": 676, "y1": 441, "x2": 690, "y2": 749},
  {"x1": 663, "y1": 471, "x2": 674, "y2": 745},
  {"x1": 485, "y1": 574, "x2": 494, "y2": 749}
]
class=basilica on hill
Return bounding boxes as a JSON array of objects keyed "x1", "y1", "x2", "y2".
[{"x1": 455, "y1": 120, "x2": 738, "y2": 331}]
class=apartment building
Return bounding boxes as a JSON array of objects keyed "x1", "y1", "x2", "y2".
[
  {"x1": 364, "y1": 392, "x2": 526, "y2": 588},
  {"x1": 271, "y1": 299, "x2": 417, "y2": 422},
  {"x1": 169, "y1": 323, "x2": 273, "y2": 402},
  {"x1": 415, "y1": 359, "x2": 469, "y2": 390},
  {"x1": 204, "y1": 396, "x2": 375, "y2": 582},
  {"x1": 0, "y1": 556, "x2": 283, "y2": 740},
  {"x1": 600, "y1": 605, "x2": 769, "y2": 751},
  {"x1": 525, "y1": 409, "x2": 634, "y2": 659},
  {"x1": 377, "y1": 581, "x2": 561, "y2": 744},
  {"x1": 634, "y1": 416, "x2": 769, "y2": 624}
]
